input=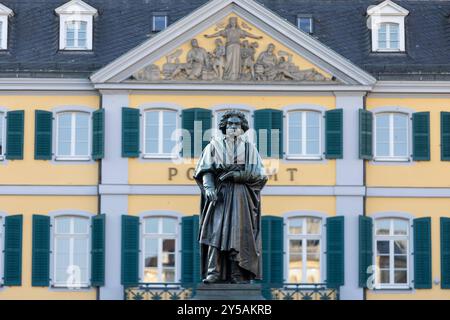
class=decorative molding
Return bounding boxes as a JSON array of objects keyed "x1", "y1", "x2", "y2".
[
  {"x1": 90, "y1": 0, "x2": 376, "y2": 86},
  {"x1": 0, "y1": 78, "x2": 96, "y2": 91}
]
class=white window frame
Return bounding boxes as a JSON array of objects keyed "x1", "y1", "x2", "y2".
[
  {"x1": 52, "y1": 215, "x2": 91, "y2": 288},
  {"x1": 374, "y1": 217, "x2": 411, "y2": 290},
  {"x1": 284, "y1": 212, "x2": 326, "y2": 286},
  {"x1": 0, "y1": 4, "x2": 13, "y2": 50},
  {"x1": 374, "y1": 112, "x2": 410, "y2": 162},
  {"x1": 152, "y1": 15, "x2": 168, "y2": 32},
  {"x1": 64, "y1": 20, "x2": 88, "y2": 50},
  {"x1": 142, "y1": 108, "x2": 179, "y2": 159},
  {"x1": 377, "y1": 22, "x2": 400, "y2": 51},
  {"x1": 367, "y1": 0, "x2": 408, "y2": 52},
  {"x1": 140, "y1": 214, "x2": 181, "y2": 284},
  {"x1": 55, "y1": 111, "x2": 92, "y2": 161},
  {"x1": 297, "y1": 16, "x2": 313, "y2": 34},
  {"x1": 0, "y1": 111, "x2": 5, "y2": 160},
  {"x1": 286, "y1": 110, "x2": 323, "y2": 160},
  {"x1": 55, "y1": 0, "x2": 97, "y2": 51}
]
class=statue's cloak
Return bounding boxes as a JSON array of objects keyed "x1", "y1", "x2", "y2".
[{"x1": 193, "y1": 135, "x2": 267, "y2": 280}]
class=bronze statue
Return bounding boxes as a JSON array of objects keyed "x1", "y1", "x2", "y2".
[{"x1": 194, "y1": 110, "x2": 268, "y2": 284}]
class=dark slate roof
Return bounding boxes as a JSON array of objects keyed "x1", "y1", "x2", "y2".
[{"x1": 1, "y1": 0, "x2": 450, "y2": 80}]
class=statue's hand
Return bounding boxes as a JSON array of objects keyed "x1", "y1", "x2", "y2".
[{"x1": 205, "y1": 188, "x2": 218, "y2": 202}]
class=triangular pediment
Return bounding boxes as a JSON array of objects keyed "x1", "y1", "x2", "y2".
[{"x1": 91, "y1": 0, "x2": 376, "y2": 86}]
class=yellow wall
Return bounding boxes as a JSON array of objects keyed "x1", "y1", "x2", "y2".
[
  {"x1": 366, "y1": 197, "x2": 450, "y2": 300},
  {"x1": 366, "y1": 95, "x2": 450, "y2": 187},
  {"x1": 129, "y1": 94, "x2": 336, "y2": 186},
  {"x1": 0, "y1": 196, "x2": 97, "y2": 300},
  {"x1": 128, "y1": 195, "x2": 336, "y2": 216},
  {"x1": 0, "y1": 95, "x2": 99, "y2": 185},
  {"x1": 152, "y1": 13, "x2": 331, "y2": 79}
]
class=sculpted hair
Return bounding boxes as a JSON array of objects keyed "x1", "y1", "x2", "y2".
[{"x1": 218, "y1": 110, "x2": 249, "y2": 134}]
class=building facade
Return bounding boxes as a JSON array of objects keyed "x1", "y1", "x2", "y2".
[{"x1": 0, "y1": 0, "x2": 449, "y2": 300}]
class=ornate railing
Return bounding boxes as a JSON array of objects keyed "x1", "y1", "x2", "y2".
[
  {"x1": 124, "y1": 283, "x2": 196, "y2": 300},
  {"x1": 124, "y1": 282, "x2": 339, "y2": 300},
  {"x1": 268, "y1": 283, "x2": 339, "y2": 300}
]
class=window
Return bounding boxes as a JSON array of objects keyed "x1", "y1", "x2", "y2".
[
  {"x1": 374, "y1": 112, "x2": 409, "y2": 161},
  {"x1": 153, "y1": 15, "x2": 168, "y2": 32},
  {"x1": 378, "y1": 23, "x2": 399, "y2": 50},
  {"x1": 56, "y1": 111, "x2": 90, "y2": 160},
  {"x1": 142, "y1": 216, "x2": 178, "y2": 283},
  {"x1": 287, "y1": 217, "x2": 322, "y2": 284},
  {"x1": 53, "y1": 216, "x2": 90, "y2": 287},
  {"x1": 0, "y1": 112, "x2": 5, "y2": 159},
  {"x1": 375, "y1": 218, "x2": 410, "y2": 288},
  {"x1": 0, "y1": 3, "x2": 13, "y2": 50},
  {"x1": 297, "y1": 16, "x2": 313, "y2": 34},
  {"x1": 55, "y1": 0, "x2": 97, "y2": 51},
  {"x1": 65, "y1": 21, "x2": 87, "y2": 49},
  {"x1": 143, "y1": 109, "x2": 177, "y2": 158},
  {"x1": 367, "y1": 0, "x2": 408, "y2": 52},
  {"x1": 287, "y1": 110, "x2": 321, "y2": 159}
]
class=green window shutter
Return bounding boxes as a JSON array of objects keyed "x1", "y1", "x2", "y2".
[
  {"x1": 91, "y1": 214, "x2": 106, "y2": 287},
  {"x1": 441, "y1": 112, "x2": 450, "y2": 161},
  {"x1": 358, "y1": 216, "x2": 373, "y2": 288},
  {"x1": 261, "y1": 216, "x2": 284, "y2": 299},
  {"x1": 122, "y1": 107, "x2": 140, "y2": 158},
  {"x1": 413, "y1": 112, "x2": 430, "y2": 161},
  {"x1": 92, "y1": 109, "x2": 105, "y2": 160},
  {"x1": 325, "y1": 109, "x2": 343, "y2": 159},
  {"x1": 359, "y1": 109, "x2": 373, "y2": 160},
  {"x1": 34, "y1": 110, "x2": 53, "y2": 160},
  {"x1": 414, "y1": 217, "x2": 432, "y2": 289},
  {"x1": 326, "y1": 216, "x2": 344, "y2": 288},
  {"x1": 182, "y1": 108, "x2": 212, "y2": 158},
  {"x1": 254, "y1": 109, "x2": 283, "y2": 158},
  {"x1": 441, "y1": 217, "x2": 450, "y2": 289},
  {"x1": 6, "y1": 111, "x2": 25, "y2": 160},
  {"x1": 181, "y1": 215, "x2": 200, "y2": 285},
  {"x1": 31, "y1": 215, "x2": 50, "y2": 287},
  {"x1": 121, "y1": 215, "x2": 140, "y2": 286},
  {"x1": 4, "y1": 215, "x2": 23, "y2": 286}
]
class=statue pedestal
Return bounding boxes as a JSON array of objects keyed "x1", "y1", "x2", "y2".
[{"x1": 193, "y1": 283, "x2": 265, "y2": 300}]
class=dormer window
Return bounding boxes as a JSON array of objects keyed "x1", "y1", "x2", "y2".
[
  {"x1": 152, "y1": 14, "x2": 168, "y2": 32},
  {"x1": 297, "y1": 15, "x2": 313, "y2": 34},
  {"x1": 367, "y1": 0, "x2": 408, "y2": 52},
  {"x1": 0, "y1": 3, "x2": 13, "y2": 50},
  {"x1": 55, "y1": 0, "x2": 97, "y2": 51}
]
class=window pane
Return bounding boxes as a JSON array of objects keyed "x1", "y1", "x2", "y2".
[
  {"x1": 73, "y1": 217, "x2": 89, "y2": 234},
  {"x1": 394, "y1": 270, "x2": 407, "y2": 284},
  {"x1": 289, "y1": 253, "x2": 302, "y2": 269},
  {"x1": 298, "y1": 17, "x2": 312, "y2": 33},
  {"x1": 78, "y1": 21, "x2": 87, "y2": 48},
  {"x1": 144, "y1": 238, "x2": 158, "y2": 268},
  {"x1": 376, "y1": 114, "x2": 390, "y2": 156},
  {"x1": 162, "y1": 239, "x2": 175, "y2": 253},
  {"x1": 289, "y1": 255, "x2": 302, "y2": 283},
  {"x1": 289, "y1": 239, "x2": 302, "y2": 254},
  {"x1": 289, "y1": 218, "x2": 303, "y2": 235},
  {"x1": 389, "y1": 24, "x2": 399, "y2": 49},
  {"x1": 153, "y1": 16, "x2": 167, "y2": 31},
  {"x1": 376, "y1": 219, "x2": 390, "y2": 235},
  {"x1": 306, "y1": 218, "x2": 321, "y2": 235},
  {"x1": 75, "y1": 113, "x2": 89, "y2": 156},
  {"x1": 145, "y1": 111, "x2": 159, "y2": 154},
  {"x1": 394, "y1": 255, "x2": 407, "y2": 268},
  {"x1": 394, "y1": 240, "x2": 407, "y2": 255},
  {"x1": 55, "y1": 238, "x2": 70, "y2": 283},
  {"x1": 379, "y1": 269, "x2": 390, "y2": 284},
  {"x1": 305, "y1": 112, "x2": 320, "y2": 155},
  {"x1": 162, "y1": 111, "x2": 177, "y2": 154},
  {"x1": 162, "y1": 269, "x2": 175, "y2": 282},
  {"x1": 162, "y1": 253, "x2": 175, "y2": 267},
  {"x1": 306, "y1": 254, "x2": 320, "y2": 283},
  {"x1": 307, "y1": 239, "x2": 320, "y2": 254},
  {"x1": 143, "y1": 268, "x2": 158, "y2": 283},
  {"x1": 58, "y1": 113, "x2": 72, "y2": 156},
  {"x1": 393, "y1": 219, "x2": 408, "y2": 235},
  {"x1": 377, "y1": 240, "x2": 390, "y2": 255},
  {"x1": 289, "y1": 112, "x2": 302, "y2": 155},
  {"x1": 162, "y1": 218, "x2": 176, "y2": 234},
  {"x1": 73, "y1": 238, "x2": 89, "y2": 284},
  {"x1": 56, "y1": 217, "x2": 71, "y2": 234},
  {"x1": 393, "y1": 114, "x2": 408, "y2": 157},
  {"x1": 377, "y1": 255, "x2": 390, "y2": 268},
  {"x1": 144, "y1": 218, "x2": 159, "y2": 234}
]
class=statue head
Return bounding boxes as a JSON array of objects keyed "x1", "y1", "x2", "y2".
[
  {"x1": 191, "y1": 38, "x2": 199, "y2": 48},
  {"x1": 267, "y1": 43, "x2": 275, "y2": 54},
  {"x1": 219, "y1": 110, "x2": 249, "y2": 136},
  {"x1": 228, "y1": 17, "x2": 238, "y2": 28}
]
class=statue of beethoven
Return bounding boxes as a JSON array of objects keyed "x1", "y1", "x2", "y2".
[{"x1": 193, "y1": 110, "x2": 268, "y2": 284}]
